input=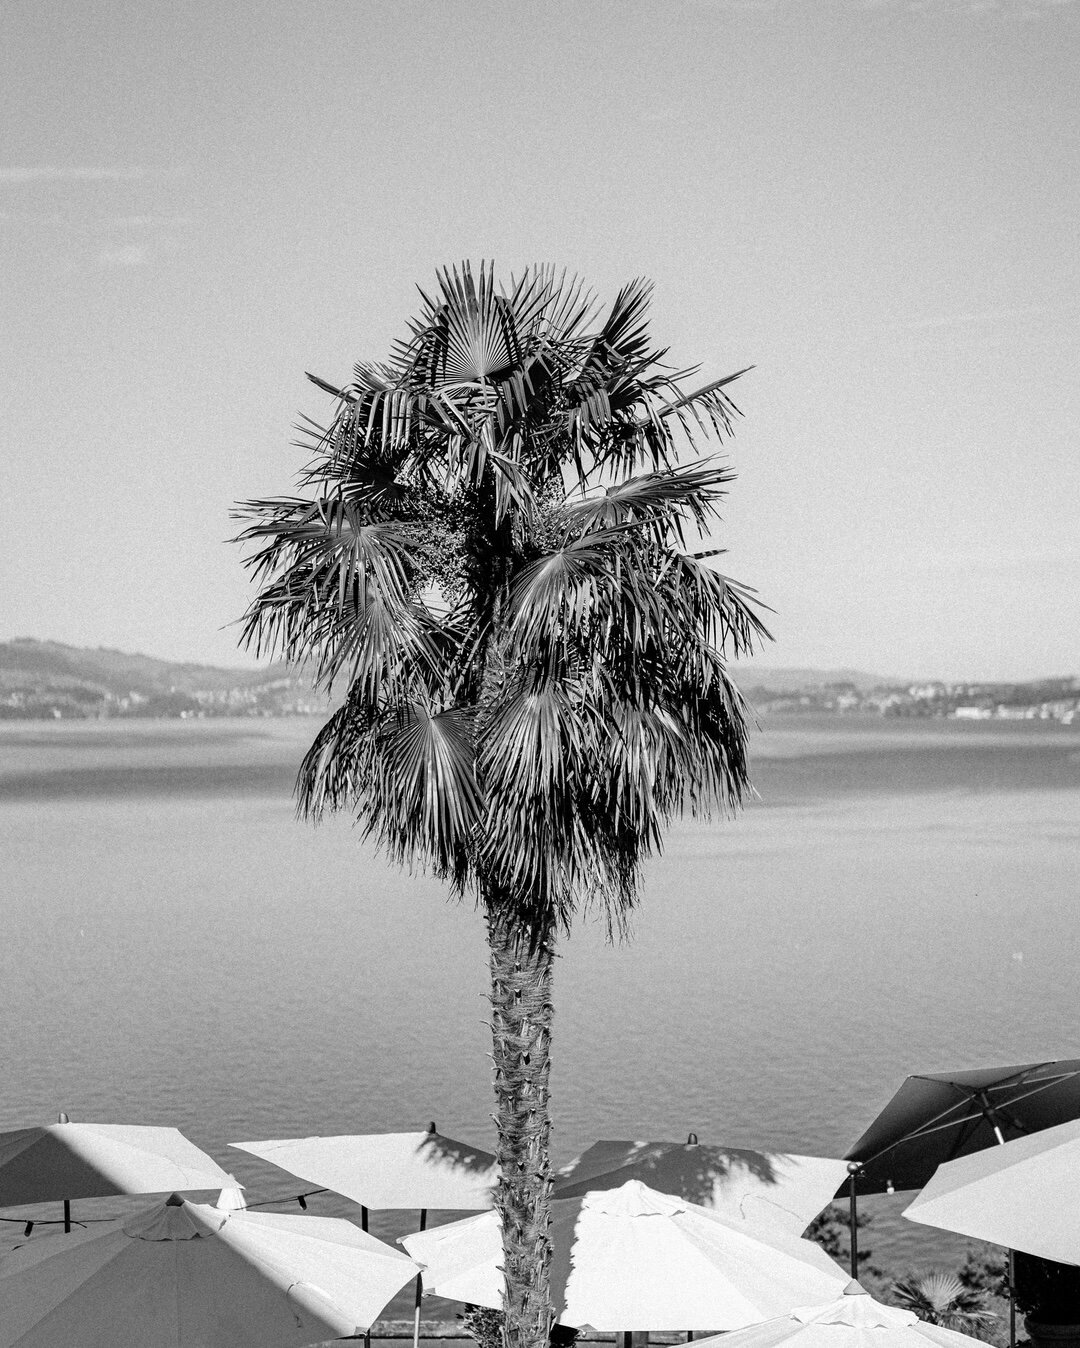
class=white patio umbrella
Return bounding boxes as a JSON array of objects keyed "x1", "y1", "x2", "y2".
[
  {"x1": 688, "y1": 1280, "x2": 986, "y2": 1348},
  {"x1": 231, "y1": 1124, "x2": 497, "y2": 1348},
  {"x1": 554, "y1": 1138, "x2": 848, "y2": 1236},
  {"x1": 230, "y1": 1126, "x2": 497, "y2": 1212},
  {"x1": 402, "y1": 1179, "x2": 847, "y2": 1331},
  {"x1": 0, "y1": 1191, "x2": 420, "y2": 1348},
  {"x1": 0, "y1": 1116, "x2": 237, "y2": 1232},
  {"x1": 903, "y1": 1117, "x2": 1080, "y2": 1265}
]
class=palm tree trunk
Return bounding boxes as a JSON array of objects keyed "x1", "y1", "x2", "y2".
[{"x1": 486, "y1": 904, "x2": 556, "y2": 1348}]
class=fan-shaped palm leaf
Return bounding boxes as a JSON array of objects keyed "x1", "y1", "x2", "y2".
[{"x1": 892, "y1": 1270, "x2": 997, "y2": 1333}]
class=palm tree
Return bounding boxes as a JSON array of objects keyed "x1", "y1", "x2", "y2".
[
  {"x1": 892, "y1": 1271, "x2": 997, "y2": 1336},
  {"x1": 234, "y1": 262, "x2": 769, "y2": 1348}
]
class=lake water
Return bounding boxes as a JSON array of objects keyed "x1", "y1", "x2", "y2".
[{"x1": 2, "y1": 713, "x2": 1078, "y2": 1287}]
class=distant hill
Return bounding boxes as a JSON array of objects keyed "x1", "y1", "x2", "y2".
[
  {"x1": 730, "y1": 664, "x2": 898, "y2": 695},
  {"x1": 729, "y1": 660, "x2": 1078, "y2": 722},
  {"x1": 0, "y1": 639, "x2": 325, "y2": 719},
  {"x1": 0, "y1": 638, "x2": 284, "y2": 696}
]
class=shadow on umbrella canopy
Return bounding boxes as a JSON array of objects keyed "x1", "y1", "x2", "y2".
[
  {"x1": 403, "y1": 1180, "x2": 847, "y2": 1332},
  {"x1": 0, "y1": 1119, "x2": 236, "y2": 1206},
  {"x1": 554, "y1": 1138, "x2": 846, "y2": 1234}
]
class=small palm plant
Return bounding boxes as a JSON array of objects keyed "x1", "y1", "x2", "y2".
[
  {"x1": 893, "y1": 1270, "x2": 998, "y2": 1335},
  {"x1": 234, "y1": 262, "x2": 768, "y2": 1348}
]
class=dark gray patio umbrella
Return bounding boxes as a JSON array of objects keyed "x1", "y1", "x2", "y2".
[
  {"x1": 839, "y1": 1058, "x2": 1080, "y2": 1347},
  {"x1": 843, "y1": 1059, "x2": 1080, "y2": 1201}
]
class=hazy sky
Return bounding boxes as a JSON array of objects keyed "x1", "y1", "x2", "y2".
[{"x1": 2, "y1": 0, "x2": 1077, "y2": 682}]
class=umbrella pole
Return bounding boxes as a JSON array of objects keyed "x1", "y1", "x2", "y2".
[
  {"x1": 413, "y1": 1207, "x2": 427, "y2": 1348},
  {"x1": 847, "y1": 1164, "x2": 860, "y2": 1280},
  {"x1": 361, "y1": 1205, "x2": 370, "y2": 1348},
  {"x1": 59, "y1": 1117, "x2": 72, "y2": 1234},
  {"x1": 361, "y1": 1213, "x2": 372, "y2": 1348},
  {"x1": 976, "y1": 1101, "x2": 1014, "y2": 1348}
]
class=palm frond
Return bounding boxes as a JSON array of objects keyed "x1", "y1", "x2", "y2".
[
  {"x1": 655, "y1": 550, "x2": 773, "y2": 660},
  {"x1": 892, "y1": 1271, "x2": 997, "y2": 1332},
  {"x1": 475, "y1": 661, "x2": 751, "y2": 938},
  {"x1": 505, "y1": 529, "x2": 630, "y2": 659},
  {"x1": 430, "y1": 263, "x2": 520, "y2": 384},
  {"x1": 506, "y1": 525, "x2": 769, "y2": 695},
  {"x1": 648, "y1": 366, "x2": 750, "y2": 436},
  {"x1": 233, "y1": 494, "x2": 439, "y2": 696},
  {"x1": 306, "y1": 370, "x2": 352, "y2": 401},
  {"x1": 300, "y1": 693, "x2": 480, "y2": 887},
  {"x1": 564, "y1": 460, "x2": 736, "y2": 543}
]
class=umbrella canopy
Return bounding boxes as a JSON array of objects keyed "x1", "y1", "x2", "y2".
[
  {"x1": 688, "y1": 1280, "x2": 985, "y2": 1348},
  {"x1": 903, "y1": 1117, "x2": 1080, "y2": 1264},
  {"x1": 554, "y1": 1139, "x2": 847, "y2": 1235},
  {"x1": 402, "y1": 1179, "x2": 847, "y2": 1331},
  {"x1": 230, "y1": 1127, "x2": 497, "y2": 1211},
  {"x1": 0, "y1": 1123, "x2": 236, "y2": 1206},
  {"x1": 844, "y1": 1059, "x2": 1080, "y2": 1196},
  {"x1": 0, "y1": 1192, "x2": 420, "y2": 1348}
]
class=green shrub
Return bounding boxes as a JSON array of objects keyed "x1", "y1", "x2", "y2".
[{"x1": 1013, "y1": 1253, "x2": 1080, "y2": 1325}]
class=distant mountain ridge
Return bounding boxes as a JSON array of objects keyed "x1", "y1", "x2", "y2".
[
  {"x1": 0, "y1": 638, "x2": 323, "y2": 719},
  {"x1": 0, "y1": 638, "x2": 286, "y2": 696},
  {"x1": 3, "y1": 640, "x2": 891, "y2": 699}
]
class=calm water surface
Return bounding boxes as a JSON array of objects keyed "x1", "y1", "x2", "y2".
[{"x1": 2, "y1": 714, "x2": 1078, "y2": 1279}]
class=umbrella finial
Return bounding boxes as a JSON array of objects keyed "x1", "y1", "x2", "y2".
[
  {"x1": 686, "y1": 1132, "x2": 699, "y2": 1146},
  {"x1": 846, "y1": 1161, "x2": 861, "y2": 1175},
  {"x1": 216, "y1": 1182, "x2": 247, "y2": 1212},
  {"x1": 843, "y1": 1280, "x2": 868, "y2": 1296},
  {"x1": 57, "y1": 1111, "x2": 69, "y2": 1124},
  {"x1": 427, "y1": 1121, "x2": 437, "y2": 1134},
  {"x1": 165, "y1": 1193, "x2": 185, "y2": 1207}
]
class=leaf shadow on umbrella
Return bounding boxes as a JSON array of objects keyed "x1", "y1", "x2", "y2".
[
  {"x1": 414, "y1": 1131, "x2": 498, "y2": 1183},
  {"x1": 548, "y1": 1207, "x2": 578, "y2": 1323},
  {"x1": 492, "y1": 1185, "x2": 849, "y2": 1333},
  {"x1": 554, "y1": 1142, "x2": 781, "y2": 1209}
]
